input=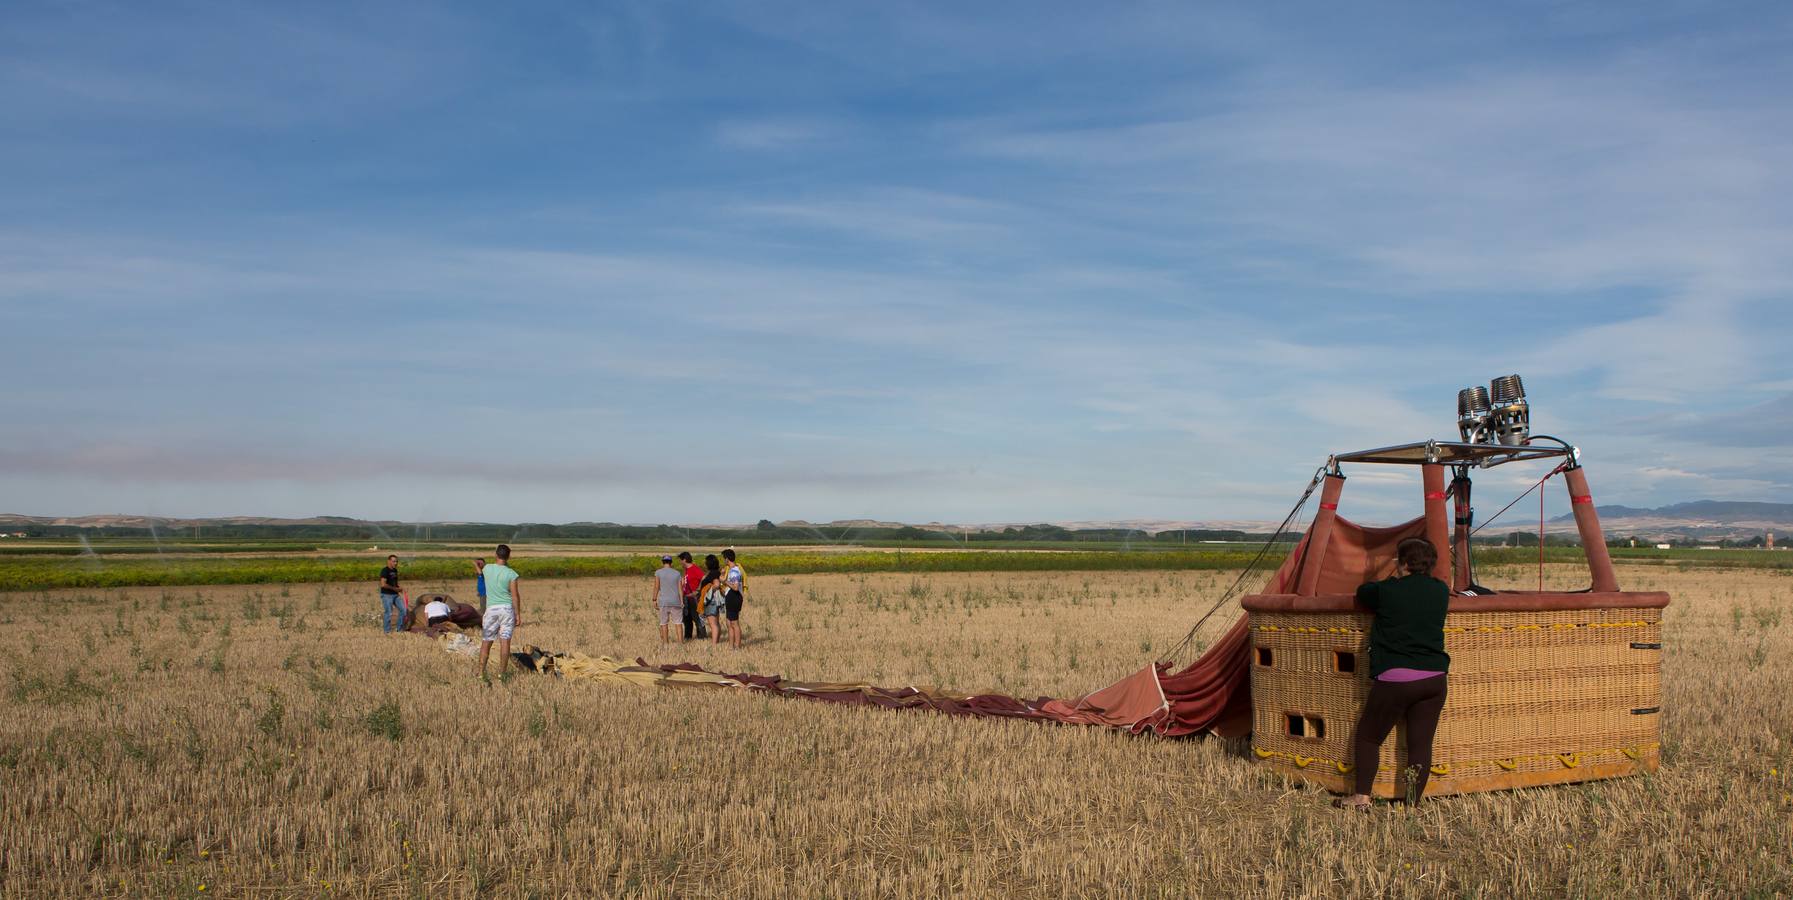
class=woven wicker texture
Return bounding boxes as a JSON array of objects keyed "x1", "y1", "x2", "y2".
[{"x1": 1248, "y1": 605, "x2": 1662, "y2": 798}]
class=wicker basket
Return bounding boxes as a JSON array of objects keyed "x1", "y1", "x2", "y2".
[{"x1": 1243, "y1": 592, "x2": 1666, "y2": 798}]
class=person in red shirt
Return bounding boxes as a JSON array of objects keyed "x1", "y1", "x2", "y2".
[{"x1": 677, "y1": 551, "x2": 705, "y2": 641}]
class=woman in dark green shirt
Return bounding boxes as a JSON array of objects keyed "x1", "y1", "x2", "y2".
[{"x1": 1336, "y1": 537, "x2": 1450, "y2": 810}]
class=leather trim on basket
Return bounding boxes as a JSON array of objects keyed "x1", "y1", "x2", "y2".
[{"x1": 1240, "y1": 591, "x2": 1671, "y2": 613}]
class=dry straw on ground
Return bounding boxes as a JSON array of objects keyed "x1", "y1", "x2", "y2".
[{"x1": 1, "y1": 563, "x2": 1789, "y2": 897}]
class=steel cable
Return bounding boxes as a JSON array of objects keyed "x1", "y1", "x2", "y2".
[{"x1": 1160, "y1": 466, "x2": 1326, "y2": 665}]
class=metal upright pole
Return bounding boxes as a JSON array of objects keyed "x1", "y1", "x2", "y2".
[
  {"x1": 1563, "y1": 464, "x2": 1620, "y2": 593},
  {"x1": 1451, "y1": 468, "x2": 1473, "y2": 592},
  {"x1": 1423, "y1": 464, "x2": 1452, "y2": 584},
  {"x1": 1295, "y1": 473, "x2": 1347, "y2": 596}
]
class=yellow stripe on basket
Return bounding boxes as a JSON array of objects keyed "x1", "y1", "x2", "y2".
[
  {"x1": 1249, "y1": 745, "x2": 1656, "y2": 779},
  {"x1": 1335, "y1": 621, "x2": 1654, "y2": 637}
]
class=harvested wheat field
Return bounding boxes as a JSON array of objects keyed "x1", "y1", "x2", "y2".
[{"x1": 2, "y1": 563, "x2": 1790, "y2": 897}]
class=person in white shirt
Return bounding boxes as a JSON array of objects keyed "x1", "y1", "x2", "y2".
[
  {"x1": 721, "y1": 548, "x2": 746, "y2": 650},
  {"x1": 423, "y1": 598, "x2": 453, "y2": 626}
]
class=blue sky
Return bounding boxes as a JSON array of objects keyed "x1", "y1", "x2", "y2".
[{"x1": 4, "y1": 1, "x2": 1791, "y2": 525}]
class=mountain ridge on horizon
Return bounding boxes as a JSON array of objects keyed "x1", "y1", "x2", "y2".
[
  {"x1": 1548, "y1": 499, "x2": 1793, "y2": 523},
  {"x1": 4, "y1": 500, "x2": 1790, "y2": 542},
  {"x1": 0, "y1": 512, "x2": 1278, "y2": 533}
]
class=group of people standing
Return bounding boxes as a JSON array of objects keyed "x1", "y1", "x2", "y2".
[
  {"x1": 376, "y1": 546, "x2": 523, "y2": 681},
  {"x1": 380, "y1": 544, "x2": 747, "y2": 674},
  {"x1": 654, "y1": 549, "x2": 746, "y2": 649}
]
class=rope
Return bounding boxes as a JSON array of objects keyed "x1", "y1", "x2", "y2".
[
  {"x1": 1539, "y1": 477, "x2": 1547, "y2": 592},
  {"x1": 1160, "y1": 467, "x2": 1326, "y2": 665},
  {"x1": 1469, "y1": 462, "x2": 1567, "y2": 538}
]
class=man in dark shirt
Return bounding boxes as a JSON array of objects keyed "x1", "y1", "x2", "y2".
[
  {"x1": 378, "y1": 554, "x2": 405, "y2": 634},
  {"x1": 679, "y1": 551, "x2": 703, "y2": 640}
]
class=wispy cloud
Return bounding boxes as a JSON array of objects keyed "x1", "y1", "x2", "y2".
[
  {"x1": 714, "y1": 118, "x2": 838, "y2": 150},
  {"x1": 0, "y1": 441, "x2": 955, "y2": 492},
  {"x1": 2, "y1": 2, "x2": 1790, "y2": 522}
]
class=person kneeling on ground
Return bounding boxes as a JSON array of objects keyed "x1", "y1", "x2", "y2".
[
  {"x1": 1336, "y1": 536, "x2": 1450, "y2": 810},
  {"x1": 405, "y1": 595, "x2": 480, "y2": 633},
  {"x1": 423, "y1": 596, "x2": 453, "y2": 627}
]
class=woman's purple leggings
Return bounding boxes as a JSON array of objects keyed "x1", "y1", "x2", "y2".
[{"x1": 1351, "y1": 674, "x2": 1447, "y2": 799}]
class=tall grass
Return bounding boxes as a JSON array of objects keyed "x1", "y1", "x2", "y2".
[{"x1": 1, "y1": 565, "x2": 1789, "y2": 896}]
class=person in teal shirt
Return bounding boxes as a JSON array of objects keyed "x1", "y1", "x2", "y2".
[{"x1": 477, "y1": 544, "x2": 523, "y2": 681}]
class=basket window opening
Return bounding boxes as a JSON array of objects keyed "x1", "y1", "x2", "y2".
[
  {"x1": 1285, "y1": 713, "x2": 1326, "y2": 740},
  {"x1": 1332, "y1": 650, "x2": 1356, "y2": 674},
  {"x1": 1256, "y1": 647, "x2": 1274, "y2": 667}
]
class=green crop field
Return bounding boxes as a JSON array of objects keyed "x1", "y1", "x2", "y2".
[
  {"x1": 0, "y1": 548, "x2": 1284, "y2": 592},
  {"x1": 0, "y1": 539, "x2": 1787, "y2": 593}
]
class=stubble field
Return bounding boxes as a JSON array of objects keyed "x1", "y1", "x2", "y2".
[{"x1": 2, "y1": 563, "x2": 1790, "y2": 897}]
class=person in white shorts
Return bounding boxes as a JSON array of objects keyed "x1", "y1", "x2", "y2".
[{"x1": 478, "y1": 543, "x2": 523, "y2": 681}]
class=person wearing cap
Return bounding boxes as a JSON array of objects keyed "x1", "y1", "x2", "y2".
[
  {"x1": 651, "y1": 555, "x2": 684, "y2": 644},
  {"x1": 677, "y1": 551, "x2": 704, "y2": 640}
]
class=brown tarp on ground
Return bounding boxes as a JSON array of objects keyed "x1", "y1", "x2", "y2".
[
  {"x1": 497, "y1": 515, "x2": 1426, "y2": 739},
  {"x1": 1030, "y1": 623, "x2": 1251, "y2": 736},
  {"x1": 533, "y1": 653, "x2": 1066, "y2": 721},
  {"x1": 653, "y1": 660, "x2": 1064, "y2": 721},
  {"x1": 1027, "y1": 513, "x2": 1427, "y2": 738},
  {"x1": 405, "y1": 594, "x2": 483, "y2": 634}
]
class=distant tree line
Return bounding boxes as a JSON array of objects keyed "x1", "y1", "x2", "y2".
[
  {"x1": 8, "y1": 520, "x2": 1292, "y2": 544},
  {"x1": 15, "y1": 519, "x2": 1777, "y2": 549}
]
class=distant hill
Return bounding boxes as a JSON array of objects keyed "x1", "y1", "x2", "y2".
[
  {"x1": 1549, "y1": 500, "x2": 1793, "y2": 542},
  {"x1": 0, "y1": 512, "x2": 1288, "y2": 544},
  {"x1": 5, "y1": 501, "x2": 1786, "y2": 544},
  {"x1": 1585, "y1": 501, "x2": 1793, "y2": 522},
  {"x1": 1551, "y1": 500, "x2": 1793, "y2": 524}
]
